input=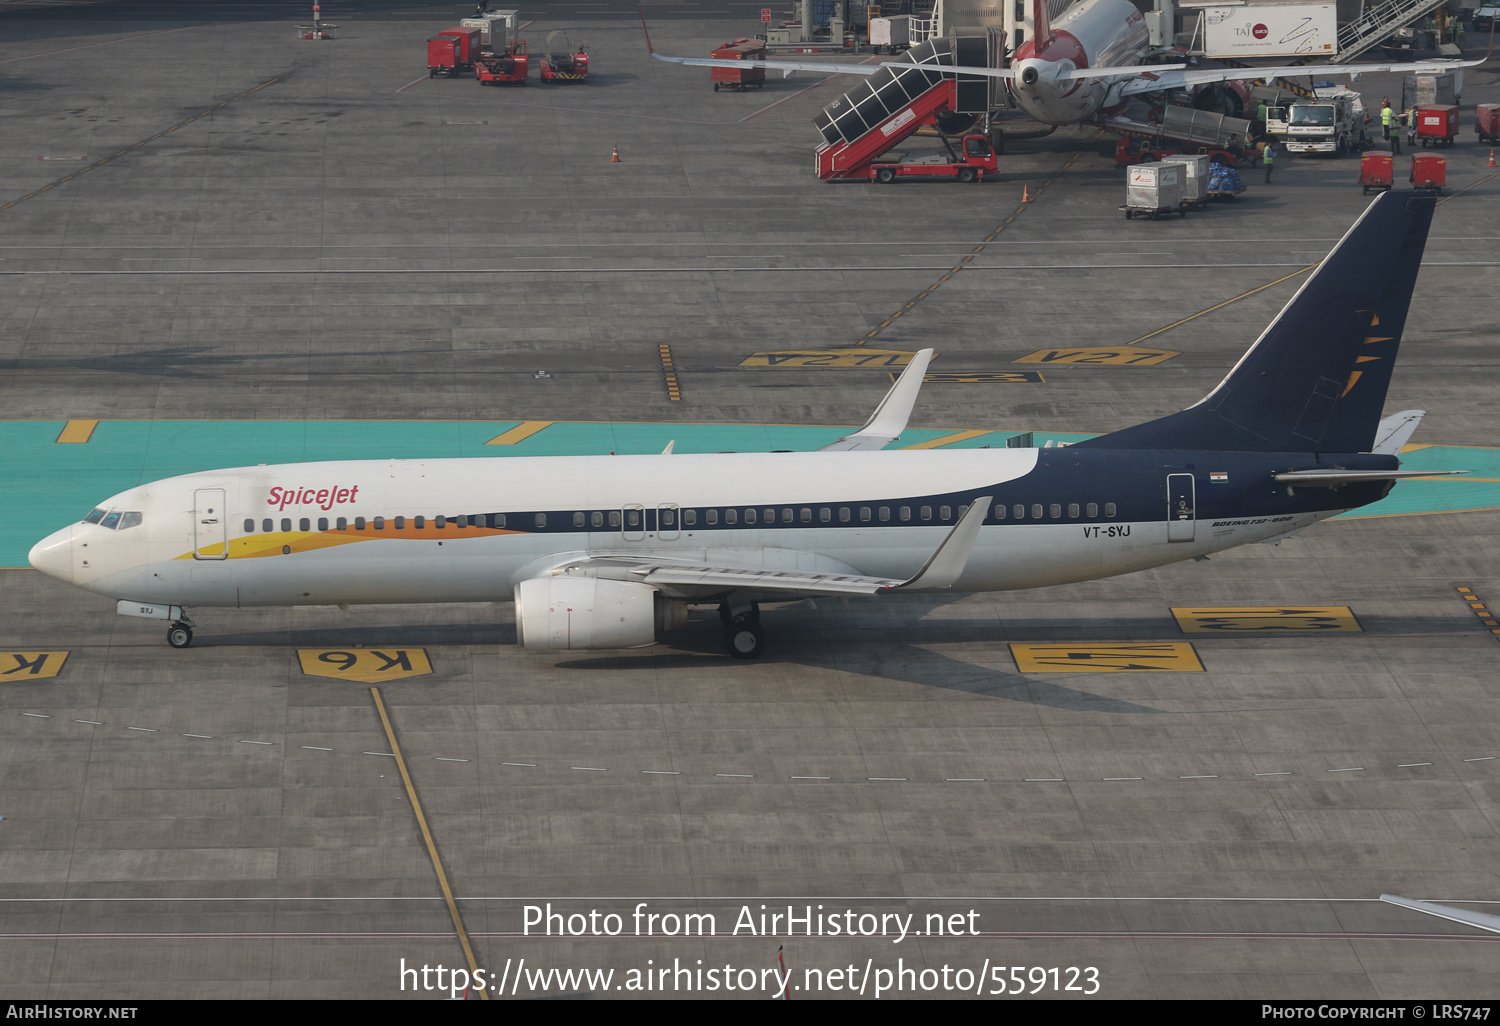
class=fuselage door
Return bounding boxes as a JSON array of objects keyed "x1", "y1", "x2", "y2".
[
  {"x1": 657, "y1": 503, "x2": 680, "y2": 541},
  {"x1": 1166, "y1": 474, "x2": 1196, "y2": 543},
  {"x1": 621, "y1": 504, "x2": 645, "y2": 542},
  {"x1": 193, "y1": 487, "x2": 228, "y2": 559}
]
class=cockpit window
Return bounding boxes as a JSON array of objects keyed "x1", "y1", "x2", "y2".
[
  {"x1": 84, "y1": 508, "x2": 107, "y2": 524},
  {"x1": 118, "y1": 512, "x2": 143, "y2": 530},
  {"x1": 100, "y1": 511, "x2": 122, "y2": 530}
]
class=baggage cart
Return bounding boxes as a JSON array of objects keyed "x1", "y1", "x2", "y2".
[
  {"x1": 710, "y1": 39, "x2": 766, "y2": 92},
  {"x1": 1160, "y1": 153, "x2": 1209, "y2": 209},
  {"x1": 1476, "y1": 103, "x2": 1500, "y2": 144},
  {"x1": 428, "y1": 36, "x2": 463, "y2": 78},
  {"x1": 1122, "y1": 162, "x2": 1186, "y2": 220},
  {"x1": 1410, "y1": 153, "x2": 1446, "y2": 191},
  {"x1": 1359, "y1": 152, "x2": 1392, "y2": 194},
  {"x1": 1416, "y1": 105, "x2": 1459, "y2": 148}
]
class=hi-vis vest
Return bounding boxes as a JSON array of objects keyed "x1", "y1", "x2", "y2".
[{"x1": 1382, "y1": 107, "x2": 1393, "y2": 128}]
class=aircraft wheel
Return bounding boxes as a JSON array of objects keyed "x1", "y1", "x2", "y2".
[
  {"x1": 958, "y1": 167, "x2": 977, "y2": 183},
  {"x1": 167, "y1": 624, "x2": 193, "y2": 649},
  {"x1": 876, "y1": 168, "x2": 895, "y2": 184},
  {"x1": 713, "y1": 83, "x2": 720, "y2": 91},
  {"x1": 725, "y1": 622, "x2": 765, "y2": 660}
]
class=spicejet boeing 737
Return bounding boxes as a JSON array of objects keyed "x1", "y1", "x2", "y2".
[
  {"x1": 646, "y1": 0, "x2": 1479, "y2": 127},
  {"x1": 29, "y1": 192, "x2": 1459, "y2": 659}
]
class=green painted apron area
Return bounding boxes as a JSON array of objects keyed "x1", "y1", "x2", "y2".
[{"x1": 1, "y1": 420, "x2": 1494, "y2": 567}]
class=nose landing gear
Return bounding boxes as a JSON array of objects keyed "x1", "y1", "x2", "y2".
[{"x1": 166, "y1": 616, "x2": 196, "y2": 649}]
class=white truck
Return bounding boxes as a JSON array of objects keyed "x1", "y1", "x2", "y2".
[{"x1": 1279, "y1": 88, "x2": 1369, "y2": 157}]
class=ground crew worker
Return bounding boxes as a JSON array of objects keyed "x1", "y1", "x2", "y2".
[
  {"x1": 1383, "y1": 101, "x2": 1402, "y2": 154},
  {"x1": 1263, "y1": 140, "x2": 1275, "y2": 183},
  {"x1": 1407, "y1": 109, "x2": 1418, "y2": 148}
]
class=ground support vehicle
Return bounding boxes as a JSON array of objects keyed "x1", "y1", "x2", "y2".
[
  {"x1": 476, "y1": 39, "x2": 528, "y2": 84},
  {"x1": 866, "y1": 135, "x2": 998, "y2": 183},
  {"x1": 541, "y1": 31, "x2": 588, "y2": 82},
  {"x1": 1479, "y1": 1, "x2": 1500, "y2": 31},
  {"x1": 1281, "y1": 89, "x2": 1369, "y2": 157},
  {"x1": 1410, "y1": 153, "x2": 1446, "y2": 190},
  {"x1": 428, "y1": 36, "x2": 468, "y2": 78},
  {"x1": 1122, "y1": 161, "x2": 1187, "y2": 219},
  {"x1": 1478, "y1": 104, "x2": 1500, "y2": 144},
  {"x1": 1403, "y1": 72, "x2": 1459, "y2": 112},
  {"x1": 1416, "y1": 105, "x2": 1459, "y2": 147},
  {"x1": 710, "y1": 39, "x2": 766, "y2": 91},
  {"x1": 1108, "y1": 106, "x2": 1254, "y2": 168},
  {"x1": 1360, "y1": 152, "x2": 1393, "y2": 193}
]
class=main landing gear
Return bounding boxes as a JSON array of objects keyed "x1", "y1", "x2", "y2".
[
  {"x1": 718, "y1": 602, "x2": 764, "y2": 660},
  {"x1": 166, "y1": 615, "x2": 196, "y2": 649}
]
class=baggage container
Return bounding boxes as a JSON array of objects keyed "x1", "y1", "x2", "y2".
[
  {"x1": 1410, "y1": 153, "x2": 1446, "y2": 191},
  {"x1": 1476, "y1": 103, "x2": 1500, "y2": 144},
  {"x1": 710, "y1": 38, "x2": 766, "y2": 92},
  {"x1": 427, "y1": 36, "x2": 462, "y2": 77},
  {"x1": 1160, "y1": 153, "x2": 1209, "y2": 208},
  {"x1": 1403, "y1": 72, "x2": 1459, "y2": 113},
  {"x1": 437, "y1": 28, "x2": 481, "y2": 66},
  {"x1": 1416, "y1": 105, "x2": 1459, "y2": 148},
  {"x1": 1123, "y1": 162, "x2": 1185, "y2": 219},
  {"x1": 1359, "y1": 152, "x2": 1392, "y2": 194},
  {"x1": 870, "y1": 15, "x2": 912, "y2": 50}
]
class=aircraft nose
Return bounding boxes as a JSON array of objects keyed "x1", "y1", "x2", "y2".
[{"x1": 28, "y1": 524, "x2": 74, "y2": 584}]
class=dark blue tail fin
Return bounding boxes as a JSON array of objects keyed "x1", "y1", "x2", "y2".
[{"x1": 1076, "y1": 190, "x2": 1436, "y2": 454}]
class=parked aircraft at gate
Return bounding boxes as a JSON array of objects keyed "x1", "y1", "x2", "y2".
[
  {"x1": 647, "y1": 0, "x2": 1479, "y2": 126},
  {"x1": 29, "y1": 192, "x2": 1459, "y2": 659}
]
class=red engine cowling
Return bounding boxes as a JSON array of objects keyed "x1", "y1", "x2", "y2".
[{"x1": 514, "y1": 577, "x2": 686, "y2": 650}]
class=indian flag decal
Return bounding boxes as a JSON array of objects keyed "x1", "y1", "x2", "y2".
[{"x1": 1210, "y1": 471, "x2": 1229, "y2": 483}]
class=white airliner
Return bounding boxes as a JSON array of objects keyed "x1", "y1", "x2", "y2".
[
  {"x1": 29, "y1": 192, "x2": 1459, "y2": 659},
  {"x1": 646, "y1": 0, "x2": 1480, "y2": 126}
]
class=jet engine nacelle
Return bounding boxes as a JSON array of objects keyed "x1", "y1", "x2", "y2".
[{"x1": 514, "y1": 577, "x2": 686, "y2": 650}]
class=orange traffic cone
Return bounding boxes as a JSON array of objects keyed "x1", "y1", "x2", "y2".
[
  {"x1": 1021, "y1": 184, "x2": 1031, "y2": 203},
  {"x1": 1490, "y1": 149, "x2": 1496, "y2": 168},
  {"x1": 610, "y1": 145, "x2": 620, "y2": 163}
]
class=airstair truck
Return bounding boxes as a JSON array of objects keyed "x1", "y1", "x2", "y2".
[{"x1": 1282, "y1": 88, "x2": 1369, "y2": 157}]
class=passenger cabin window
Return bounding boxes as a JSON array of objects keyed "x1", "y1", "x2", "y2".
[
  {"x1": 591, "y1": 511, "x2": 604, "y2": 528},
  {"x1": 282, "y1": 518, "x2": 292, "y2": 532},
  {"x1": 800, "y1": 508, "x2": 811, "y2": 523},
  {"x1": 1068, "y1": 503, "x2": 1079, "y2": 518},
  {"x1": 457, "y1": 515, "x2": 467, "y2": 528},
  {"x1": 764, "y1": 508, "x2": 775, "y2": 524},
  {"x1": 435, "y1": 515, "x2": 446, "y2": 529},
  {"x1": 745, "y1": 509, "x2": 757, "y2": 525},
  {"x1": 994, "y1": 504, "x2": 1006, "y2": 520},
  {"x1": 820, "y1": 508, "x2": 830, "y2": 522},
  {"x1": 1050, "y1": 504, "x2": 1061, "y2": 519},
  {"x1": 415, "y1": 516, "x2": 426, "y2": 529},
  {"x1": 724, "y1": 509, "x2": 737, "y2": 525},
  {"x1": 535, "y1": 513, "x2": 547, "y2": 528},
  {"x1": 899, "y1": 506, "x2": 911, "y2": 522},
  {"x1": 318, "y1": 517, "x2": 329, "y2": 531},
  {"x1": 1013, "y1": 504, "x2": 1024, "y2": 520},
  {"x1": 84, "y1": 508, "x2": 107, "y2": 525},
  {"x1": 495, "y1": 514, "x2": 507, "y2": 528},
  {"x1": 1031, "y1": 504, "x2": 1043, "y2": 519},
  {"x1": 860, "y1": 507, "x2": 871, "y2": 522},
  {"x1": 263, "y1": 519, "x2": 273, "y2": 532},
  {"x1": 244, "y1": 519, "x2": 255, "y2": 532},
  {"x1": 573, "y1": 512, "x2": 585, "y2": 528},
  {"x1": 626, "y1": 509, "x2": 640, "y2": 528},
  {"x1": 839, "y1": 508, "x2": 850, "y2": 522},
  {"x1": 607, "y1": 512, "x2": 619, "y2": 528},
  {"x1": 706, "y1": 509, "x2": 718, "y2": 525},
  {"x1": 374, "y1": 517, "x2": 385, "y2": 530},
  {"x1": 879, "y1": 507, "x2": 890, "y2": 522},
  {"x1": 920, "y1": 506, "x2": 932, "y2": 521},
  {"x1": 662, "y1": 509, "x2": 675, "y2": 526},
  {"x1": 941, "y1": 506, "x2": 952, "y2": 520},
  {"x1": 355, "y1": 517, "x2": 366, "y2": 530},
  {"x1": 337, "y1": 517, "x2": 348, "y2": 530},
  {"x1": 300, "y1": 518, "x2": 311, "y2": 531},
  {"x1": 1105, "y1": 502, "x2": 1117, "y2": 517},
  {"x1": 100, "y1": 511, "x2": 121, "y2": 530},
  {"x1": 1087, "y1": 503, "x2": 1098, "y2": 518},
  {"x1": 684, "y1": 510, "x2": 696, "y2": 526},
  {"x1": 394, "y1": 517, "x2": 406, "y2": 529}
]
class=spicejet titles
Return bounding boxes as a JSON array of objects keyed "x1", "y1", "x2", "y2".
[{"x1": 267, "y1": 485, "x2": 360, "y2": 511}]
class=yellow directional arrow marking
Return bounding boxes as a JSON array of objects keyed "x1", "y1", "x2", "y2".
[
  {"x1": 1013, "y1": 346, "x2": 1179, "y2": 366},
  {"x1": 0, "y1": 651, "x2": 69, "y2": 680},
  {"x1": 891, "y1": 371, "x2": 1044, "y2": 384},
  {"x1": 1010, "y1": 642, "x2": 1204, "y2": 673},
  {"x1": 297, "y1": 648, "x2": 433, "y2": 683},
  {"x1": 1172, "y1": 606, "x2": 1362, "y2": 633}
]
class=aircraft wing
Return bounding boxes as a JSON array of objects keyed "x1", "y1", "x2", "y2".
[
  {"x1": 1273, "y1": 468, "x2": 1466, "y2": 485},
  {"x1": 540, "y1": 495, "x2": 994, "y2": 597},
  {"x1": 819, "y1": 348, "x2": 934, "y2": 452},
  {"x1": 1380, "y1": 894, "x2": 1500, "y2": 935},
  {"x1": 1119, "y1": 58, "x2": 1486, "y2": 98}
]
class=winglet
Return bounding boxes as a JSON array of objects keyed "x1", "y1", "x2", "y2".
[
  {"x1": 891, "y1": 495, "x2": 992, "y2": 591},
  {"x1": 1380, "y1": 894, "x2": 1500, "y2": 935},
  {"x1": 818, "y1": 349, "x2": 934, "y2": 452}
]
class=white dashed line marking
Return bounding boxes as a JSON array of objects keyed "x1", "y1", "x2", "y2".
[
  {"x1": 182, "y1": 734, "x2": 214, "y2": 739},
  {"x1": 570, "y1": 766, "x2": 608, "y2": 772},
  {"x1": 434, "y1": 757, "x2": 469, "y2": 763},
  {"x1": 715, "y1": 773, "x2": 753, "y2": 778},
  {"x1": 868, "y1": 777, "x2": 907, "y2": 782},
  {"x1": 1255, "y1": 772, "x2": 1292, "y2": 776},
  {"x1": 1328, "y1": 767, "x2": 1364, "y2": 773},
  {"x1": 126, "y1": 727, "x2": 157, "y2": 732},
  {"x1": 238, "y1": 740, "x2": 274, "y2": 746},
  {"x1": 502, "y1": 762, "x2": 536, "y2": 768},
  {"x1": 300, "y1": 746, "x2": 333, "y2": 751},
  {"x1": 1398, "y1": 763, "x2": 1433, "y2": 768},
  {"x1": 1180, "y1": 775, "x2": 1219, "y2": 779},
  {"x1": 1464, "y1": 757, "x2": 1497, "y2": 763},
  {"x1": 1103, "y1": 777, "x2": 1143, "y2": 781},
  {"x1": 21, "y1": 713, "x2": 50, "y2": 718},
  {"x1": 641, "y1": 770, "x2": 679, "y2": 775},
  {"x1": 946, "y1": 778, "x2": 986, "y2": 782},
  {"x1": 1025, "y1": 778, "x2": 1064, "y2": 782},
  {"x1": 364, "y1": 752, "x2": 396, "y2": 757},
  {"x1": 791, "y1": 776, "x2": 832, "y2": 780},
  {"x1": 73, "y1": 720, "x2": 103, "y2": 725}
]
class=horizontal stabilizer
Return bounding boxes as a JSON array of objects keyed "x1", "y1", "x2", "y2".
[
  {"x1": 1371, "y1": 410, "x2": 1424, "y2": 455},
  {"x1": 1273, "y1": 468, "x2": 1465, "y2": 486},
  {"x1": 820, "y1": 348, "x2": 934, "y2": 452}
]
